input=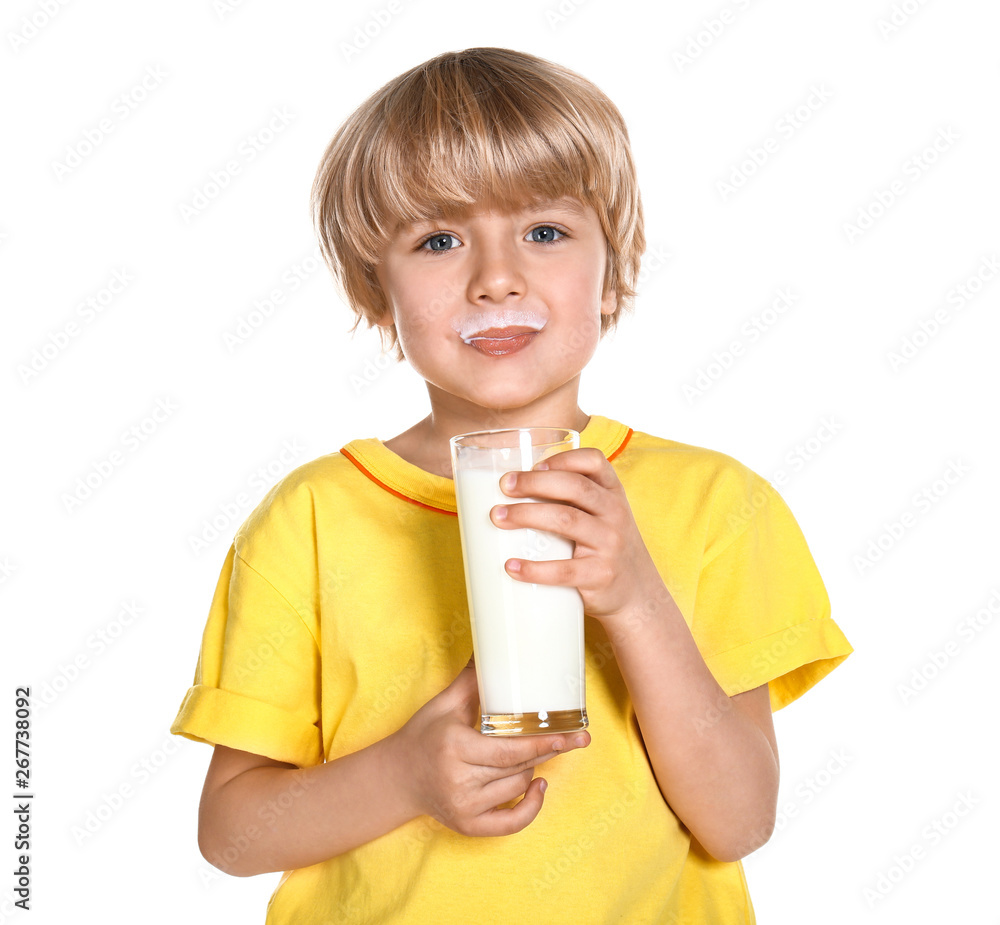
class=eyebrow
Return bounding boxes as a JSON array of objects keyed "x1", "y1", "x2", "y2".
[{"x1": 521, "y1": 197, "x2": 585, "y2": 216}]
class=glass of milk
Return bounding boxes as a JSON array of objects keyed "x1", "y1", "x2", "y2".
[{"x1": 449, "y1": 427, "x2": 588, "y2": 736}]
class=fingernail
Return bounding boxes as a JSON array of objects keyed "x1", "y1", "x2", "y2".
[
  {"x1": 539, "y1": 779, "x2": 548, "y2": 794},
  {"x1": 535, "y1": 462, "x2": 549, "y2": 470},
  {"x1": 493, "y1": 505, "x2": 508, "y2": 521},
  {"x1": 501, "y1": 472, "x2": 516, "y2": 490},
  {"x1": 574, "y1": 735, "x2": 588, "y2": 747},
  {"x1": 551, "y1": 740, "x2": 564, "y2": 752}
]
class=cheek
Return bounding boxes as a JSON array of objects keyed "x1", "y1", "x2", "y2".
[
  {"x1": 395, "y1": 292, "x2": 453, "y2": 343},
  {"x1": 568, "y1": 251, "x2": 607, "y2": 297},
  {"x1": 570, "y1": 271, "x2": 608, "y2": 316},
  {"x1": 419, "y1": 270, "x2": 469, "y2": 322}
]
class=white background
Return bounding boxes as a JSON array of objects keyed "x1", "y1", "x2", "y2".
[{"x1": 3, "y1": 0, "x2": 998, "y2": 921}]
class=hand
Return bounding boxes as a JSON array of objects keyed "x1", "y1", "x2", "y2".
[
  {"x1": 388, "y1": 658, "x2": 590, "y2": 837},
  {"x1": 490, "y1": 447, "x2": 670, "y2": 634}
]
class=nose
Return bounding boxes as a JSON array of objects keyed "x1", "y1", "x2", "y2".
[{"x1": 467, "y1": 235, "x2": 526, "y2": 304}]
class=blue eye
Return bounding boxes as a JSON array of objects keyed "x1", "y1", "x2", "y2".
[
  {"x1": 421, "y1": 233, "x2": 460, "y2": 252},
  {"x1": 528, "y1": 226, "x2": 565, "y2": 244}
]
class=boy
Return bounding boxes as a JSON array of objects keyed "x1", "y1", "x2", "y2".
[{"x1": 171, "y1": 47, "x2": 852, "y2": 923}]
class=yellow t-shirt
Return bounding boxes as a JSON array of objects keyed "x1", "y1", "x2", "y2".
[{"x1": 170, "y1": 414, "x2": 852, "y2": 924}]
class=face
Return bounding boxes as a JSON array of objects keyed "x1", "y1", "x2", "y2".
[{"x1": 373, "y1": 196, "x2": 616, "y2": 423}]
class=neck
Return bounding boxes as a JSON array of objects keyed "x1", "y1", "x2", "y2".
[{"x1": 383, "y1": 382, "x2": 590, "y2": 480}]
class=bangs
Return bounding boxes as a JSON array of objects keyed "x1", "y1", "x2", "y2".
[
  {"x1": 375, "y1": 79, "x2": 596, "y2": 229},
  {"x1": 320, "y1": 48, "x2": 629, "y2": 264}
]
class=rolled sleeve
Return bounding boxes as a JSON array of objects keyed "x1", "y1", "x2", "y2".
[{"x1": 170, "y1": 546, "x2": 323, "y2": 767}]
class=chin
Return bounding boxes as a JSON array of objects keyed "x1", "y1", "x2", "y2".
[{"x1": 442, "y1": 382, "x2": 543, "y2": 417}]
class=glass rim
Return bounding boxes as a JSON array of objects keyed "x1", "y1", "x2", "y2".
[{"x1": 449, "y1": 426, "x2": 579, "y2": 448}]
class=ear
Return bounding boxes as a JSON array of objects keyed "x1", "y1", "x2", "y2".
[
  {"x1": 369, "y1": 263, "x2": 395, "y2": 328},
  {"x1": 370, "y1": 285, "x2": 395, "y2": 330},
  {"x1": 600, "y1": 286, "x2": 617, "y2": 317}
]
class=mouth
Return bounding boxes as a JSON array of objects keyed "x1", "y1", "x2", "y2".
[
  {"x1": 453, "y1": 309, "x2": 547, "y2": 342},
  {"x1": 464, "y1": 326, "x2": 540, "y2": 357}
]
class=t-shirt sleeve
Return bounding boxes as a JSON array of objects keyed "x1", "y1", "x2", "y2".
[
  {"x1": 169, "y1": 545, "x2": 323, "y2": 767},
  {"x1": 690, "y1": 479, "x2": 853, "y2": 711}
]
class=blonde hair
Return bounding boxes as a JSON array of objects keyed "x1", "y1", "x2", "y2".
[{"x1": 311, "y1": 47, "x2": 645, "y2": 362}]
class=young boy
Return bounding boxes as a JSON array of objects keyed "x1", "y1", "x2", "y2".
[{"x1": 171, "y1": 47, "x2": 852, "y2": 923}]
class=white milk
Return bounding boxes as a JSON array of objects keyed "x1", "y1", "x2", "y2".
[{"x1": 453, "y1": 466, "x2": 586, "y2": 715}]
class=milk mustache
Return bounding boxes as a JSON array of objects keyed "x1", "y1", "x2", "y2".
[{"x1": 450, "y1": 428, "x2": 588, "y2": 735}]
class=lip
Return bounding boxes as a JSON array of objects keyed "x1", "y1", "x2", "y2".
[
  {"x1": 453, "y1": 312, "x2": 547, "y2": 342},
  {"x1": 465, "y1": 328, "x2": 539, "y2": 356}
]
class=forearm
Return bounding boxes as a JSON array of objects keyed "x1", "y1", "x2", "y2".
[
  {"x1": 606, "y1": 584, "x2": 779, "y2": 862},
  {"x1": 199, "y1": 735, "x2": 417, "y2": 876}
]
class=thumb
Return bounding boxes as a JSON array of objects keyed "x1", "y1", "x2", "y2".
[{"x1": 435, "y1": 654, "x2": 479, "y2": 716}]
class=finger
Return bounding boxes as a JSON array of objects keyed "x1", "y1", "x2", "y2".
[
  {"x1": 465, "y1": 776, "x2": 548, "y2": 837},
  {"x1": 478, "y1": 767, "x2": 534, "y2": 810},
  {"x1": 535, "y1": 446, "x2": 622, "y2": 493},
  {"x1": 503, "y1": 553, "x2": 591, "y2": 591},
  {"x1": 478, "y1": 731, "x2": 590, "y2": 774},
  {"x1": 433, "y1": 657, "x2": 480, "y2": 715},
  {"x1": 499, "y1": 467, "x2": 609, "y2": 517},
  {"x1": 492, "y1": 497, "x2": 603, "y2": 552}
]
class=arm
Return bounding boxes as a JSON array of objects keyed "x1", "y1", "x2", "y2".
[
  {"x1": 198, "y1": 661, "x2": 590, "y2": 876},
  {"x1": 490, "y1": 450, "x2": 779, "y2": 862},
  {"x1": 197, "y1": 738, "x2": 416, "y2": 877},
  {"x1": 605, "y1": 585, "x2": 779, "y2": 862}
]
